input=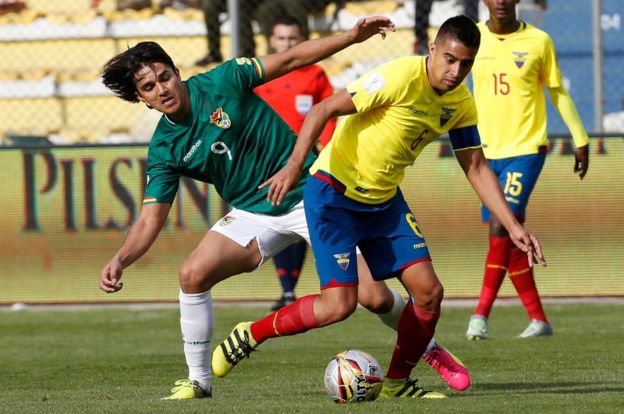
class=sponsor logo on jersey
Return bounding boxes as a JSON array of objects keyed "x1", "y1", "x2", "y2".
[
  {"x1": 183, "y1": 139, "x2": 203, "y2": 163},
  {"x1": 512, "y1": 51, "x2": 529, "y2": 68},
  {"x1": 210, "y1": 107, "x2": 232, "y2": 129},
  {"x1": 413, "y1": 242, "x2": 428, "y2": 249},
  {"x1": 408, "y1": 107, "x2": 428, "y2": 116},
  {"x1": 439, "y1": 107, "x2": 456, "y2": 127},
  {"x1": 333, "y1": 252, "x2": 351, "y2": 270},
  {"x1": 219, "y1": 215, "x2": 236, "y2": 226}
]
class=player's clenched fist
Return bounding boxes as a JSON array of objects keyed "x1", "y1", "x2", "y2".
[{"x1": 100, "y1": 259, "x2": 124, "y2": 293}]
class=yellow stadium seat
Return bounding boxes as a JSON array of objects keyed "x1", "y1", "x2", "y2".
[{"x1": 0, "y1": 98, "x2": 63, "y2": 138}]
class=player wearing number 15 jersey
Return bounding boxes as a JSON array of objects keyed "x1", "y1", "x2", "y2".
[{"x1": 466, "y1": 0, "x2": 590, "y2": 340}]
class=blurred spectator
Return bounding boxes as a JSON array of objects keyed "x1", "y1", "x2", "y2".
[
  {"x1": 115, "y1": 0, "x2": 151, "y2": 11},
  {"x1": 107, "y1": 0, "x2": 199, "y2": 11},
  {"x1": 0, "y1": 0, "x2": 26, "y2": 14},
  {"x1": 195, "y1": 0, "x2": 260, "y2": 65},
  {"x1": 160, "y1": 0, "x2": 200, "y2": 9},
  {"x1": 255, "y1": 0, "x2": 335, "y2": 42},
  {"x1": 414, "y1": 0, "x2": 479, "y2": 55}
]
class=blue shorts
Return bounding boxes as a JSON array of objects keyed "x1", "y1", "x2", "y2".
[
  {"x1": 481, "y1": 152, "x2": 546, "y2": 222},
  {"x1": 304, "y1": 173, "x2": 431, "y2": 289}
]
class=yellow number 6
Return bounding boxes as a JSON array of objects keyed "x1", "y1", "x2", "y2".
[{"x1": 406, "y1": 213, "x2": 424, "y2": 237}]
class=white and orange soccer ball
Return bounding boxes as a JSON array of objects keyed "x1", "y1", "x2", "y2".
[{"x1": 324, "y1": 349, "x2": 384, "y2": 403}]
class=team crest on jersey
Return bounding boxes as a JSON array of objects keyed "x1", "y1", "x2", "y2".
[
  {"x1": 210, "y1": 107, "x2": 232, "y2": 129},
  {"x1": 439, "y1": 107, "x2": 456, "y2": 127},
  {"x1": 219, "y1": 215, "x2": 236, "y2": 226},
  {"x1": 512, "y1": 51, "x2": 529, "y2": 68},
  {"x1": 333, "y1": 253, "x2": 351, "y2": 271}
]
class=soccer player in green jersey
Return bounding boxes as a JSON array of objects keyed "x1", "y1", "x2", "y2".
[
  {"x1": 213, "y1": 15, "x2": 546, "y2": 399},
  {"x1": 98, "y1": 16, "x2": 469, "y2": 399},
  {"x1": 465, "y1": 0, "x2": 590, "y2": 340}
]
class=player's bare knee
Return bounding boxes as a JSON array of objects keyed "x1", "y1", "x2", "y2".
[
  {"x1": 417, "y1": 281, "x2": 444, "y2": 310},
  {"x1": 319, "y1": 297, "x2": 357, "y2": 324},
  {"x1": 179, "y1": 262, "x2": 210, "y2": 293},
  {"x1": 331, "y1": 301, "x2": 358, "y2": 321},
  {"x1": 358, "y1": 290, "x2": 391, "y2": 314},
  {"x1": 431, "y1": 282, "x2": 444, "y2": 308},
  {"x1": 434, "y1": 282, "x2": 444, "y2": 302}
]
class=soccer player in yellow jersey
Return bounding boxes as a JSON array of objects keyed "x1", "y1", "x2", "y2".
[
  {"x1": 213, "y1": 15, "x2": 546, "y2": 399},
  {"x1": 466, "y1": 0, "x2": 590, "y2": 340}
]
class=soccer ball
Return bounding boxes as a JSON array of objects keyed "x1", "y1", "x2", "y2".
[{"x1": 324, "y1": 349, "x2": 384, "y2": 403}]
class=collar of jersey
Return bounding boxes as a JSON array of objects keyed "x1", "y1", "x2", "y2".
[{"x1": 486, "y1": 20, "x2": 527, "y2": 41}]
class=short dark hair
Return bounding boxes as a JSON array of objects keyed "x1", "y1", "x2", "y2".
[
  {"x1": 102, "y1": 41, "x2": 176, "y2": 103},
  {"x1": 434, "y1": 15, "x2": 481, "y2": 50},
  {"x1": 271, "y1": 15, "x2": 305, "y2": 33}
]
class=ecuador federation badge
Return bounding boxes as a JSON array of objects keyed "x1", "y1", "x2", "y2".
[{"x1": 333, "y1": 253, "x2": 351, "y2": 271}]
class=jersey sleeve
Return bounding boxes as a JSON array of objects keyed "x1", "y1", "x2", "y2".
[
  {"x1": 452, "y1": 91, "x2": 479, "y2": 129},
  {"x1": 143, "y1": 159, "x2": 181, "y2": 205},
  {"x1": 539, "y1": 34, "x2": 562, "y2": 89},
  {"x1": 549, "y1": 86, "x2": 590, "y2": 148},
  {"x1": 448, "y1": 125, "x2": 482, "y2": 151},
  {"x1": 346, "y1": 57, "x2": 413, "y2": 114},
  {"x1": 205, "y1": 57, "x2": 266, "y2": 93}
]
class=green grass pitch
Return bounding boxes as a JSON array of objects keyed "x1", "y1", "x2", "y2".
[{"x1": 1, "y1": 302, "x2": 622, "y2": 413}]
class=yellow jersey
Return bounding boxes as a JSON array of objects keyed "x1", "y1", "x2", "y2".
[
  {"x1": 310, "y1": 56, "x2": 478, "y2": 204},
  {"x1": 472, "y1": 21, "x2": 584, "y2": 159}
]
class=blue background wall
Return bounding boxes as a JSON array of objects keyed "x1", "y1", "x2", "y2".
[{"x1": 522, "y1": 0, "x2": 623, "y2": 133}]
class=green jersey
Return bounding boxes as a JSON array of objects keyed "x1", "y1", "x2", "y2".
[{"x1": 143, "y1": 57, "x2": 316, "y2": 215}]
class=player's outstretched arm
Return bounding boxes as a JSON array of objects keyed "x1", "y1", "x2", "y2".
[
  {"x1": 259, "y1": 16, "x2": 395, "y2": 83},
  {"x1": 99, "y1": 203, "x2": 171, "y2": 293},
  {"x1": 454, "y1": 147, "x2": 547, "y2": 267},
  {"x1": 548, "y1": 85, "x2": 590, "y2": 179},
  {"x1": 260, "y1": 89, "x2": 357, "y2": 206}
]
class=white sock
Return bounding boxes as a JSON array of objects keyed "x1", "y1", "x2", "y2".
[
  {"x1": 376, "y1": 287, "x2": 407, "y2": 330},
  {"x1": 179, "y1": 289, "x2": 214, "y2": 392}
]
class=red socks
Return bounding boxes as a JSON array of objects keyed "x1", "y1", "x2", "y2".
[
  {"x1": 386, "y1": 303, "x2": 439, "y2": 380},
  {"x1": 475, "y1": 236, "x2": 547, "y2": 322},
  {"x1": 250, "y1": 294, "x2": 319, "y2": 344},
  {"x1": 508, "y1": 245, "x2": 548, "y2": 322},
  {"x1": 474, "y1": 236, "x2": 513, "y2": 317}
]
